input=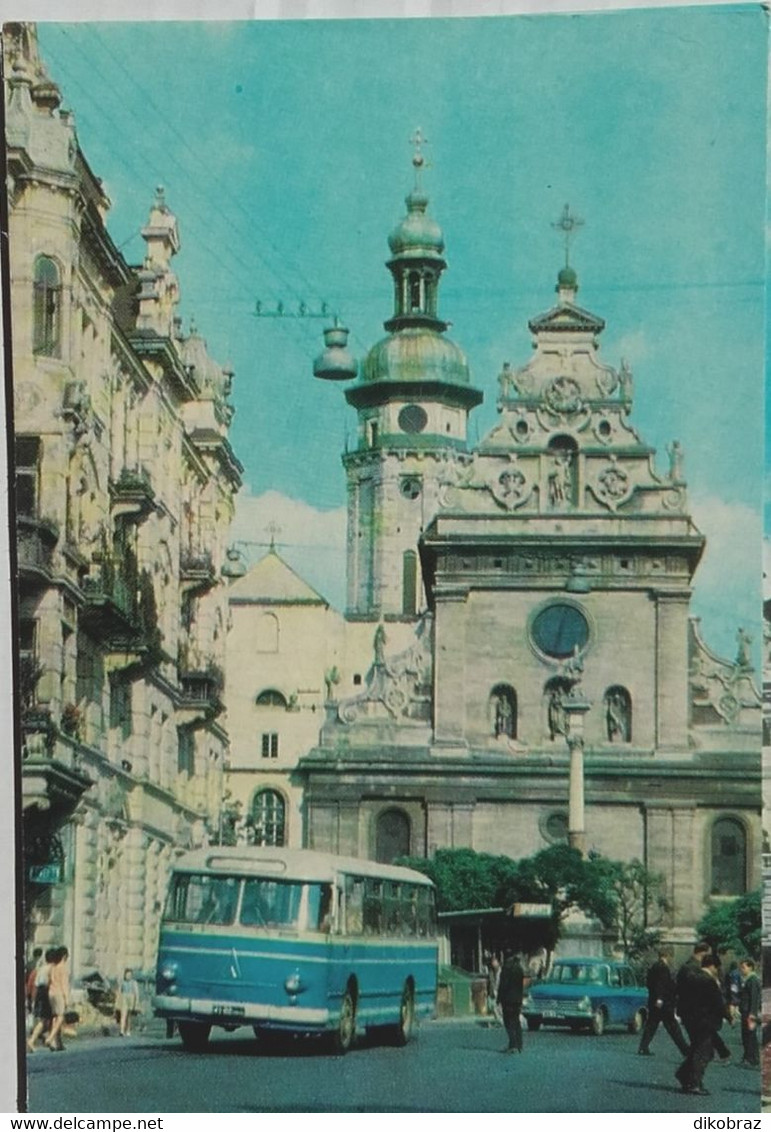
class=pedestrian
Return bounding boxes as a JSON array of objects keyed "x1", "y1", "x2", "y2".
[
  {"x1": 117, "y1": 967, "x2": 140, "y2": 1036},
  {"x1": 497, "y1": 950, "x2": 525, "y2": 1054},
  {"x1": 738, "y1": 957, "x2": 761, "y2": 1068},
  {"x1": 676, "y1": 941, "x2": 731, "y2": 1064},
  {"x1": 26, "y1": 948, "x2": 54, "y2": 1053},
  {"x1": 486, "y1": 954, "x2": 502, "y2": 1026},
  {"x1": 45, "y1": 947, "x2": 70, "y2": 1052},
  {"x1": 674, "y1": 953, "x2": 725, "y2": 1096},
  {"x1": 638, "y1": 949, "x2": 689, "y2": 1057},
  {"x1": 724, "y1": 961, "x2": 742, "y2": 1025}
]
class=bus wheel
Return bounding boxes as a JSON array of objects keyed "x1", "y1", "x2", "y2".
[
  {"x1": 333, "y1": 988, "x2": 356, "y2": 1054},
  {"x1": 388, "y1": 981, "x2": 415, "y2": 1047},
  {"x1": 178, "y1": 1021, "x2": 211, "y2": 1052}
]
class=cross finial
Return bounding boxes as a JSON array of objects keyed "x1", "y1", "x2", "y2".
[
  {"x1": 552, "y1": 203, "x2": 584, "y2": 268},
  {"x1": 409, "y1": 127, "x2": 429, "y2": 190},
  {"x1": 265, "y1": 521, "x2": 281, "y2": 550}
]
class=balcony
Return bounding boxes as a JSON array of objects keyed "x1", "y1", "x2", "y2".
[
  {"x1": 178, "y1": 661, "x2": 225, "y2": 725},
  {"x1": 80, "y1": 557, "x2": 143, "y2": 649},
  {"x1": 16, "y1": 514, "x2": 58, "y2": 586},
  {"x1": 180, "y1": 549, "x2": 217, "y2": 595},
  {"x1": 20, "y1": 706, "x2": 92, "y2": 816},
  {"x1": 109, "y1": 467, "x2": 156, "y2": 522}
]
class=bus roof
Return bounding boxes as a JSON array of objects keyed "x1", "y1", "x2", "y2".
[{"x1": 170, "y1": 846, "x2": 435, "y2": 887}]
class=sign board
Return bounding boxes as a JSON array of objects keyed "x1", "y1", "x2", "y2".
[
  {"x1": 28, "y1": 863, "x2": 62, "y2": 885},
  {"x1": 510, "y1": 902, "x2": 552, "y2": 918}
]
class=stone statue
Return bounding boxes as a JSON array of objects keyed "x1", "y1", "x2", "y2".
[
  {"x1": 373, "y1": 624, "x2": 387, "y2": 667},
  {"x1": 494, "y1": 693, "x2": 514, "y2": 739},
  {"x1": 562, "y1": 645, "x2": 584, "y2": 693},
  {"x1": 548, "y1": 453, "x2": 572, "y2": 507},
  {"x1": 548, "y1": 688, "x2": 567, "y2": 740},
  {"x1": 667, "y1": 440, "x2": 684, "y2": 483},
  {"x1": 324, "y1": 666, "x2": 340, "y2": 702},
  {"x1": 735, "y1": 627, "x2": 752, "y2": 669},
  {"x1": 619, "y1": 358, "x2": 633, "y2": 402},
  {"x1": 605, "y1": 690, "x2": 630, "y2": 742}
]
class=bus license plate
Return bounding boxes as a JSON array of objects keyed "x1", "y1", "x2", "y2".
[
  {"x1": 542, "y1": 1010, "x2": 557, "y2": 1018},
  {"x1": 212, "y1": 1004, "x2": 245, "y2": 1017}
]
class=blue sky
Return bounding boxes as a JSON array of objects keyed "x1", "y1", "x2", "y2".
[{"x1": 36, "y1": 6, "x2": 767, "y2": 660}]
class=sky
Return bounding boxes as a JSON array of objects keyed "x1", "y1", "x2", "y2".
[{"x1": 33, "y1": 6, "x2": 767, "y2": 661}]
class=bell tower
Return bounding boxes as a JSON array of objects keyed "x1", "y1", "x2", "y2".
[{"x1": 330, "y1": 132, "x2": 483, "y2": 619}]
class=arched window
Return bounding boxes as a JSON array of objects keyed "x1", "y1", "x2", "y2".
[
  {"x1": 402, "y1": 550, "x2": 418, "y2": 616},
  {"x1": 604, "y1": 685, "x2": 632, "y2": 743},
  {"x1": 33, "y1": 256, "x2": 61, "y2": 356},
  {"x1": 376, "y1": 808, "x2": 410, "y2": 864},
  {"x1": 710, "y1": 817, "x2": 747, "y2": 896},
  {"x1": 257, "y1": 612, "x2": 279, "y2": 653},
  {"x1": 408, "y1": 272, "x2": 422, "y2": 312},
  {"x1": 255, "y1": 688, "x2": 288, "y2": 708},
  {"x1": 250, "y1": 789, "x2": 285, "y2": 847},
  {"x1": 490, "y1": 684, "x2": 517, "y2": 739}
]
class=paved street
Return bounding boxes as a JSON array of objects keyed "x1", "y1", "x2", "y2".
[{"x1": 26, "y1": 1018, "x2": 760, "y2": 1114}]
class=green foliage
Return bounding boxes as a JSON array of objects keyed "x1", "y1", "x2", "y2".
[
  {"x1": 583, "y1": 857, "x2": 669, "y2": 962},
  {"x1": 696, "y1": 890, "x2": 761, "y2": 959}
]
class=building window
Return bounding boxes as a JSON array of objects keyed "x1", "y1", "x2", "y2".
[
  {"x1": 710, "y1": 817, "x2": 747, "y2": 896},
  {"x1": 15, "y1": 436, "x2": 41, "y2": 517},
  {"x1": 177, "y1": 728, "x2": 195, "y2": 776},
  {"x1": 541, "y1": 811, "x2": 569, "y2": 845},
  {"x1": 490, "y1": 684, "x2": 517, "y2": 739},
  {"x1": 261, "y1": 732, "x2": 279, "y2": 759},
  {"x1": 110, "y1": 679, "x2": 132, "y2": 739},
  {"x1": 251, "y1": 789, "x2": 285, "y2": 846},
  {"x1": 604, "y1": 685, "x2": 632, "y2": 743},
  {"x1": 257, "y1": 612, "x2": 279, "y2": 653},
  {"x1": 375, "y1": 808, "x2": 410, "y2": 864},
  {"x1": 33, "y1": 255, "x2": 61, "y2": 356},
  {"x1": 402, "y1": 550, "x2": 418, "y2": 616},
  {"x1": 255, "y1": 689, "x2": 288, "y2": 708}
]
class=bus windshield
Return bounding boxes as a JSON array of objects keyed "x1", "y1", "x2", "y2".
[{"x1": 163, "y1": 872, "x2": 333, "y2": 931}]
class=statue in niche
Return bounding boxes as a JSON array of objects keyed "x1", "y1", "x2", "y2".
[
  {"x1": 735, "y1": 627, "x2": 753, "y2": 669},
  {"x1": 667, "y1": 440, "x2": 684, "y2": 483},
  {"x1": 548, "y1": 453, "x2": 572, "y2": 507},
  {"x1": 493, "y1": 692, "x2": 514, "y2": 739},
  {"x1": 373, "y1": 624, "x2": 387, "y2": 668},
  {"x1": 605, "y1": 690, "x2": 630, "y2": 742},
  {"x1": 548, "y1": 688, "x2": 567, "y2": 740}
]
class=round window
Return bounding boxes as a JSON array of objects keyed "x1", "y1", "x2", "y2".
[
  {"x1": 398, "y1": 404, "x2": 428, "y2": 434},
  {"x1": 544, "y1": 812, "x2": 569, "y2": 843},
  {"x1": 531, "y1": 602, "x2": 589, "y2": 659}
]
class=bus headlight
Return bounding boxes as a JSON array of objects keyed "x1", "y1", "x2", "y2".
[
  {"x1": 577, "y1": 996, "x2": 591, "y2": 1013},
  {"x1": 284, "y1": 970, "x2": 306, "y2": 996},
  {"x1": 157, "y1": 961, "x2": 178, "y2": 992}
]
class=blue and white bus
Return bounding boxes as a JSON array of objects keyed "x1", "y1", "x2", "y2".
[{"x1": 154, "y1": 846, "x2": 438, "y2": 1053}]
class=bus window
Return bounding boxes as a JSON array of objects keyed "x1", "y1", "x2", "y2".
[
  {"x1": 363, "y1": 879, "x2": 383, "y2": 934},
  {"x1": 384, "y1": 882, "x2": 400, "y2": 935},
  {"x1": 240, "y1": 879, "x2": 304, "y2": 928},
  {"x1": 307, "y1": 883, "x2": 334, "y2": 933},
  {"x1": 164, "y1": 874, "x2": 240, "y2": 925},
  {"x1": 401, "y1": 885, "x2": 418, "y2": 937},
  {"x1": 345, "y1": 876, "x2": 364, "y2": 936}
]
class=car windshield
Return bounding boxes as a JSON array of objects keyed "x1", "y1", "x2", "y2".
[{"x1": 549, "y1": 963, "x2": 608, "y2": 985}]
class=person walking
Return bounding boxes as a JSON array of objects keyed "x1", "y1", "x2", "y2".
[
  {"x1": 26, "y1": 948, "x2": 54, "y2": 1053},
  {"x1": 497, "y1": 950, "x2": 525, "y2": 1054},
  {"x1": 638, "y1": 949, "x2": 689, "y2": 1057},
  {"x1": 674, "y1": 953, "x2": 725, "y2": 1096},
  {"x1": 676, "y1": 941, "x2": 731, "y2": 1064},
  {"x1": 44, "y1": 947, "x2": 70, "y2": 1052},
  {"x1": 738, "y1": 957, "x2": 761, "y2": 1068},
  {"x1": 117, "y1": 968, "x2": 140, "y2": 1037}
]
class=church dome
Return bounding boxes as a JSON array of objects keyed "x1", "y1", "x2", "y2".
[
  {"x1": 362, "y1": 326, "x2": 470, "y2": 386},
  {"x1": 557, "y1": 265, "x2": 578, "y2": 289},
  {"x1": 388, "y1": 190, "x2": 445, "y2": 259}
]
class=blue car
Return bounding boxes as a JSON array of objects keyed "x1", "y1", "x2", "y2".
[{"x1": 522, "y1": 958, "x2": 647, "y2": 1036}]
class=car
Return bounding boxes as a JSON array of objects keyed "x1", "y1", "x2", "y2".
[{"x1": 521, "y1": 957, "x2": 647, "y2": 1036}]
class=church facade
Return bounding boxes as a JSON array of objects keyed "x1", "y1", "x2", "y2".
[{"x1": 283, "y1": 150, "x2": 761, "y2": 940}]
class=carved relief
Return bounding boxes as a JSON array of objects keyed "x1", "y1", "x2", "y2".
[
  {"x1": 592, "y1": 454, "x2": 632, "y2": 511},
  {"x1": 488, "y1": 456, "x2": 532, "y2": 511},
  {"x1": 545, "y1": 375, "x2": 583, "y2": 415}
]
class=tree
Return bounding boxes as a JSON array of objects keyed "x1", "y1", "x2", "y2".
[
  {"x1": 696, "y1": 889, "x2": 761, "y2": 958},
  {"x1": 584, "y1": 857, "x2": 669, "y2": 963}
]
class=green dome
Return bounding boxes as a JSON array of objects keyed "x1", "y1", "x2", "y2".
[
  {"x1": 362, "y1": 327, "x2": 470, "y2": 385},
  {"x1": 388, "y1": 190, "x2": 444, "y2": 258},
  {"x1": 557, "y1": 265, "x2": 578, "y2": 288}
]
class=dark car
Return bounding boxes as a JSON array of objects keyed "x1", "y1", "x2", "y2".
[{"x1": 522, "y1": 957, "x2": 647, "y2": 1036}]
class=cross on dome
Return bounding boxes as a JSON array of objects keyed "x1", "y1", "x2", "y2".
[{"x1": 552, "y1": 203, "x2": 584, "y2": 268}]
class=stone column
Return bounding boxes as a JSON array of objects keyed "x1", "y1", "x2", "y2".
[
  {"x1": 563, "y1": 696, "x2": 591, "y2": 856},
  {"x1": 433, "y1": 589, "x2": 468, "y2": 746},
  {"x1": 655, "y1": 592, "x2": 690, "y2": 749}
]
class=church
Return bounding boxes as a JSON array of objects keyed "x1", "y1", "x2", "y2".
[{"x1": 225, "y1": 145, "x2": 761, "y2": 941}]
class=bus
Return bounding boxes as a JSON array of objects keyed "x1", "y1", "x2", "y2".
[{"x1": 153, "y1": 846, "x2": 438, "y2": 1053}]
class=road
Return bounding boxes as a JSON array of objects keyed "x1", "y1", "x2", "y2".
[{"x1": 25, "y1": 1018, "x2": 760, "y2": 1114}]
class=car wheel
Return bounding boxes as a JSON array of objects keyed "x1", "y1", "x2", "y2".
[
  {"x1": 387, "y1": 981, "x2": 415, "y2": 1047},
  {"x1": 332, "y1": 986, "x2": 356, "y2": 1054},
  {"x1": 590, "y1": 1008, "x2": 606, "y2": 1036},
  {"x1": 178, "y1": 1021, "x2": 211, "y2": 1052},
  {"x1": 628, "y1": 1009, "x2": 645, "y2": 1035},
  {"x1": 526, "y1": 1016, "x2": 542, "y2": 1032}
]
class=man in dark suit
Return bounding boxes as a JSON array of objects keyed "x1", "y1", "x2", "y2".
[
  {"x1": 497, "y1": 950, "x2": 525, "y2": 1053},
  {"x1": 676, "y1": 941, "x2": 731, "y2": 1063},
  {"x1": 675, "y1": 953, "x2": 726, "y2": 1096},
  {"x1": 638, "y1": 949, "x2": 689, "y2": 1056},
  {"x1": 738, "y1": 957, "x2": 761, "y2": 1068}
]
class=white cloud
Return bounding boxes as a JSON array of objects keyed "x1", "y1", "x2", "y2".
[
  {"x1": 690, "y1": 492, "x2": 762, "y2": 664},
  {"x1": 230, "y1": 488, "x2": 347, "y2": 610}
]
